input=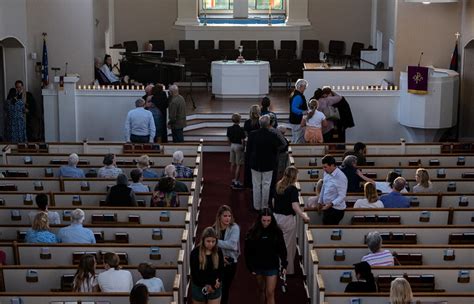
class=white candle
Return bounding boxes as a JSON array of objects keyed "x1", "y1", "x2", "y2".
[
  {"x1": 351, "y1": 86, "x2": 355, "y2": 90},
  {"x1": 394, "y1": 85, "x2": 398, "y2": 90},
  {"x1": 356, "y1": 86, "x2": 359, "y2": 90},
  {"x1": 331, "y1": 86, "x2": 335, "y2": 90},
  {"x1": 337, "y1": 86, "x2": 340, "y2": 90},
  {"x1": 78, "y1": 85, "x2": 82, "y2": 90},
  {"x1": 121, "y1": 85, "x2": 124, "y2": 90},
  {"x1": 87, "y1": 85, "x2": 91, "y2": 90}
]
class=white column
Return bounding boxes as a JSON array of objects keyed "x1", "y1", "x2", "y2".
[
  {"x1": 285, "y1": 0, "x2": 310, "y2": 26},
  {"x1": 56, "y1": 76, "x2": 80, "y2": 141},
  {"x1": 371, "y1": 0, "x2": 378, "y2": 47},
  {"x1": 234, "y1": 0, "x2": 248, "y2": 19},
  {"x1": 175, "y1": 0, "x2": 199, "y2": 26}
]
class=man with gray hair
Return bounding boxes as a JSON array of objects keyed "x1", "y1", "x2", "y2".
[
  {"x1": 57, "y1": 209, "x2": 96, "y2": 244},
  {"x1": 59, "y1": 153, "x2": 85, "y2": 178},
  {"x1": 380, "y1": 177, "x2": 410, "y2": 208},
  {"x1": 124, "y1": 98, "x2": 156, "y2": 143},
  {"x1": 361, "y1": 231, "x2": 394, "y2": 266},
  {"x1": 171, "y1": 150, "x2": 193, "y2": 178},
  {"x1": 289, "y1": 79, "x2": 309, "y2": 143},
  {"x1": 168, "y1": 84, "x2": 186, "y2": 142},
  {"x1": 247, "y1": 114, "x2": 285, "y2": 211}
]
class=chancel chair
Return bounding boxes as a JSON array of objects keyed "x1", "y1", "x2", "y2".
[
  {"x1": 242, "y1": 49, "x2": 258, "y2": 60},
  {"x1": 280, "y1": 40, "x2": 297, "y2": 59},
  {"x1": 327, "y1": 40, "x2": 346, "y2": 65},
  {"x1": 198, "y1": 40, "x2": 215, "y2": 58},
  {"x1": 162, "y1": 50, "x2": 178, "y2": 62},
  {"x1": 346, "y1": 42, "x2": 365, "y2": 68},
  {"x1": 258, "y1": 49, "x2": 276, "y2": 61},
  {"x1": 223, "y1": 49, "x2": 239, "y2": 60},
  {"x1": 218, "y1": 40, "x2": 235, "y2": 50},
  {"x1": 179, "y1": 40, "x2": 195, "y2": 60},
  {"x1": 302, "y1": 40, "x2": 319, "y2": 52},
  {"x1": 270, "y1": 59, "x2": 289, "y2": 90},
  {"x1": 185, "y1": 58, "x2": 210, "y2": 109},
  {"x1": 240, "y1": 40, "x2": 257, "y2": 50},
  {"x1": 258, "y1": 40, "x2": 275, "y2": 51},
  {"x1": 302, "y1": 40, "x2": 320, "y2": 63},
  {"x1": 278, "y1": 49, "x2": 295, "y2": 60},
  {"x1": 123, "y1": 41, "x2": 138, "y2": 53},
  {"x1": 287, "y1": 59, "x2": 304, "y2": 85},
  {"x1": 149, "y1": 40, "x2": 165, "y2": 52}
]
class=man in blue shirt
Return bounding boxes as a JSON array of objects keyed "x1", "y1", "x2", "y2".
[
  {"x1": 289, "y1": 79, "x2": 308, "y2": 143},
  {"x1": 380, "y1": 177, "x2": 410, "y2": 208},
  {"x1": 58, "y1": 209, "x2": 96, "y2": 244},
  {"x1": 58, "y1": 153, "x2": 85, "y2": 178},
  {"x1": 124, "y1": 98, "x2": 156, "y2": 143}
]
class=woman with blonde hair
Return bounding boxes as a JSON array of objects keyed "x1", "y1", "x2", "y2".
[
  {"x1": 25, "y1": 212, "x2": 59, "y2": 243},
  {"x1": 213, "y1": 205, "x2": 240, "y2": 304},
  {"x1": 244, "y1": 104, "x2": 261, "y2": 135},
  {"x1": 354, "y1": 182, "x2": 384, "y2": 208},
  {"x1": 136, "y1": 155, "x2": 160, "y2": 178},
  {"x1": 413, "y1": 168, "x2": 433, "y2": 193},
  {"x1": 301, "y1": 99, "x2": 326, "y2": 143},
  {"x1": 73, "y1": 254, "x2": 99, "y2": 292},
  {"x1": 272, "y1": 166, "x2": 309, "y2": 275},
  {"x1": 390, "y1": 277, "x2": 413, "y2": 304},
  {"x1": 190, "y1": 227, "x2": 224, "y2": 304}
]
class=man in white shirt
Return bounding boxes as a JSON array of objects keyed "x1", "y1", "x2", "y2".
[
  {"x1": 317, "y1": 154, "x2": 348, "y2": 225},
  {"x1": 124, "y1": 98, "x2": 156, "y2": 143},
  {"x1": 98, "y1": 252, "x2": 133, "y2": 292}
]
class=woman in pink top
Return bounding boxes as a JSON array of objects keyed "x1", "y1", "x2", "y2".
[{"x1": 313, "y1": 87, "x2": 342, "y2": 141}]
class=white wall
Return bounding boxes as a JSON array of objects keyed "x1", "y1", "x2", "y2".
[
  {"x1": 26, "y1": 0, "x2": 95, "y2": 97},
  {"x1": 302, "y1": 0, "x2": 372, "y2": 52},
  {"x1": 376, "y1": 0, "x2": 396, "y2": 66},
  {"x1": 0, "y1": 0, "x2": 28, "y2": 45},
  {"x1": 394, "y1": 1, "x2": 461, "y2": 82},
  {"x1": 93, "y1": 0, "x2": 109, "y2": 59}
]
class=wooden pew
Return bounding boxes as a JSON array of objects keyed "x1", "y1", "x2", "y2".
[{"x1": 321, "y1": 293, "x2": 474, "y2": 304}]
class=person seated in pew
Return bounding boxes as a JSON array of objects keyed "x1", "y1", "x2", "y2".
[
  {"x1": 171, "y1": 150, "x2": 193, "y2": 178},
  {"x1": 28, "y1": 193, "x2": 61, "y2": 225},
  {"x1": 343, "y1": 142, "x2": 367, "y2": 166},
  {"x1": 136, "y1": 155, "x2": 161, "y2": 178},
  {"x1": 98, "y1": 153, "x2": 123, "y2": 178},
  {"x1": 413, "y1": 168, "x2": 433, "y2": 193},
  {"x1": 340, "y1": 155, "x2": 375, "y2": 193},
  {"x1": 105, "y1": 174, "x2": 138, "y2": 206},
  {"x1": 344, "y1": 261, "x2": 377, "y2": 292},
  {"x1": 380, "y1": 177, "x2": 410, "y2": 208},
  {"x1": 57, "y1": 209, "x2": 96, "y2": 244},
  {"x1": 73, "y1": 254, "x2": 99, "y2": 292},
  {"x1": 376, "y1": 171, "x2": 408, "y2": 194},
  {"x1": 25, "y1": 212, "x2": 59, "y2": 243},
  {"x1": 98, "y1": 252, "x2": 134, "y2": 292},
  {"x1": 390, "y1": 277, "x2": 413, "y2": 304},
  {"x1": 354, "y1": 182, "x2": 384, "y2": 208},
  {"x1": 136, "y1": 262, "x2": 165, "y2": 292},
  {"x1": 150, "y1": 177, "x2": 179, "y2": 207},
  {"x1": 164, "y1": 164, "x2": 189, "y2": 192},
  {"x1": 59, "y1": 153, "x2": 85, "y2": 178},
  {"x1": 130, "y1": 283, "x2": 149, "y2": 304},
  {"x1": 129, "y1": 169, "x2": 150, "y2": 193},
  {"x1": 361, "y1": 231, "x2": 394, "y2": 266},
  {"x1": 99, "y1": 54, "x2": 121, "y2": 85}
]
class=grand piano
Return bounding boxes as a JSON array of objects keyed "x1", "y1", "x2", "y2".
[{"x1": 120, "y1": 51, "x2": 184, "y2": 86}]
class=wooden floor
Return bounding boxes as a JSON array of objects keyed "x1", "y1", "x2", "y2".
[{"x1": 183, "y1": 87, "x2": 292, "y2": 115}]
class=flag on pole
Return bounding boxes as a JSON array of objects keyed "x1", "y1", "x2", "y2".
[
  {"x1": 41, "y1": 33, "x2": 49, "y2": 88},
  {"x1": 449, "y1": 41, "x2": 459, "y2": 72}
]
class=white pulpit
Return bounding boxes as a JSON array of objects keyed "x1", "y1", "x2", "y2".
[
  {"x1": 211, "y1": 60, "x2": 270, "y2": 98},
  {"x1": 399, "y1": 68, "x2": 459, "y2": 142}
]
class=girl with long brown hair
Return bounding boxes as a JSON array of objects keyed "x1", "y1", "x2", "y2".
[
  {"x1": 190, "y1": 227, "x2": 224, "y2": 304},
  {"x1": 73, "y1": 254, "x2": 99, "y2": 292},
  {"x1": 272, "y1": 166, "x2": 309, "y2": 275}
]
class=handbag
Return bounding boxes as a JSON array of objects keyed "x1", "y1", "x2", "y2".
[{"x1": 324, "y1": 106, "x2": 340, "y2": 120}]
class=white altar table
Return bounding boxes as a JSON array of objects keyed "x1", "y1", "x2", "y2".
[{"x1": 211, "y1": 60, "x2": 270, "y2": 98}]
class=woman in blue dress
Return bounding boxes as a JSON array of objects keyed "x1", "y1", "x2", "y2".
[{"x1": 5, "y1": 88, "x2": 27, "y2": 143}]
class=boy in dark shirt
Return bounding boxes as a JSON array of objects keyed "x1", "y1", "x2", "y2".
[{"x1": 226, "y1": 113, "x2": 246, "y2": 189}]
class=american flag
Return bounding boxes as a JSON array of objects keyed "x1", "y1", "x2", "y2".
[{"x1": 41, "y1": 34, "x2": 49, "y2": 88}]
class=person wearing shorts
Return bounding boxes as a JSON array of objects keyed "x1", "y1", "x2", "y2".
[{"x1": 226, "y1": 113, "x2": 246, "y2": 189}]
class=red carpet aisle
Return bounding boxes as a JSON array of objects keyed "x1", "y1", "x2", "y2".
[{"x1": 194, "y1": 152, "x2": 308, "y2": 304}]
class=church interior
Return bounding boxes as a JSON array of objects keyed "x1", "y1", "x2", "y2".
[{"x1": 0, "y1": 0, "x2": 474, "y2": 303}]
